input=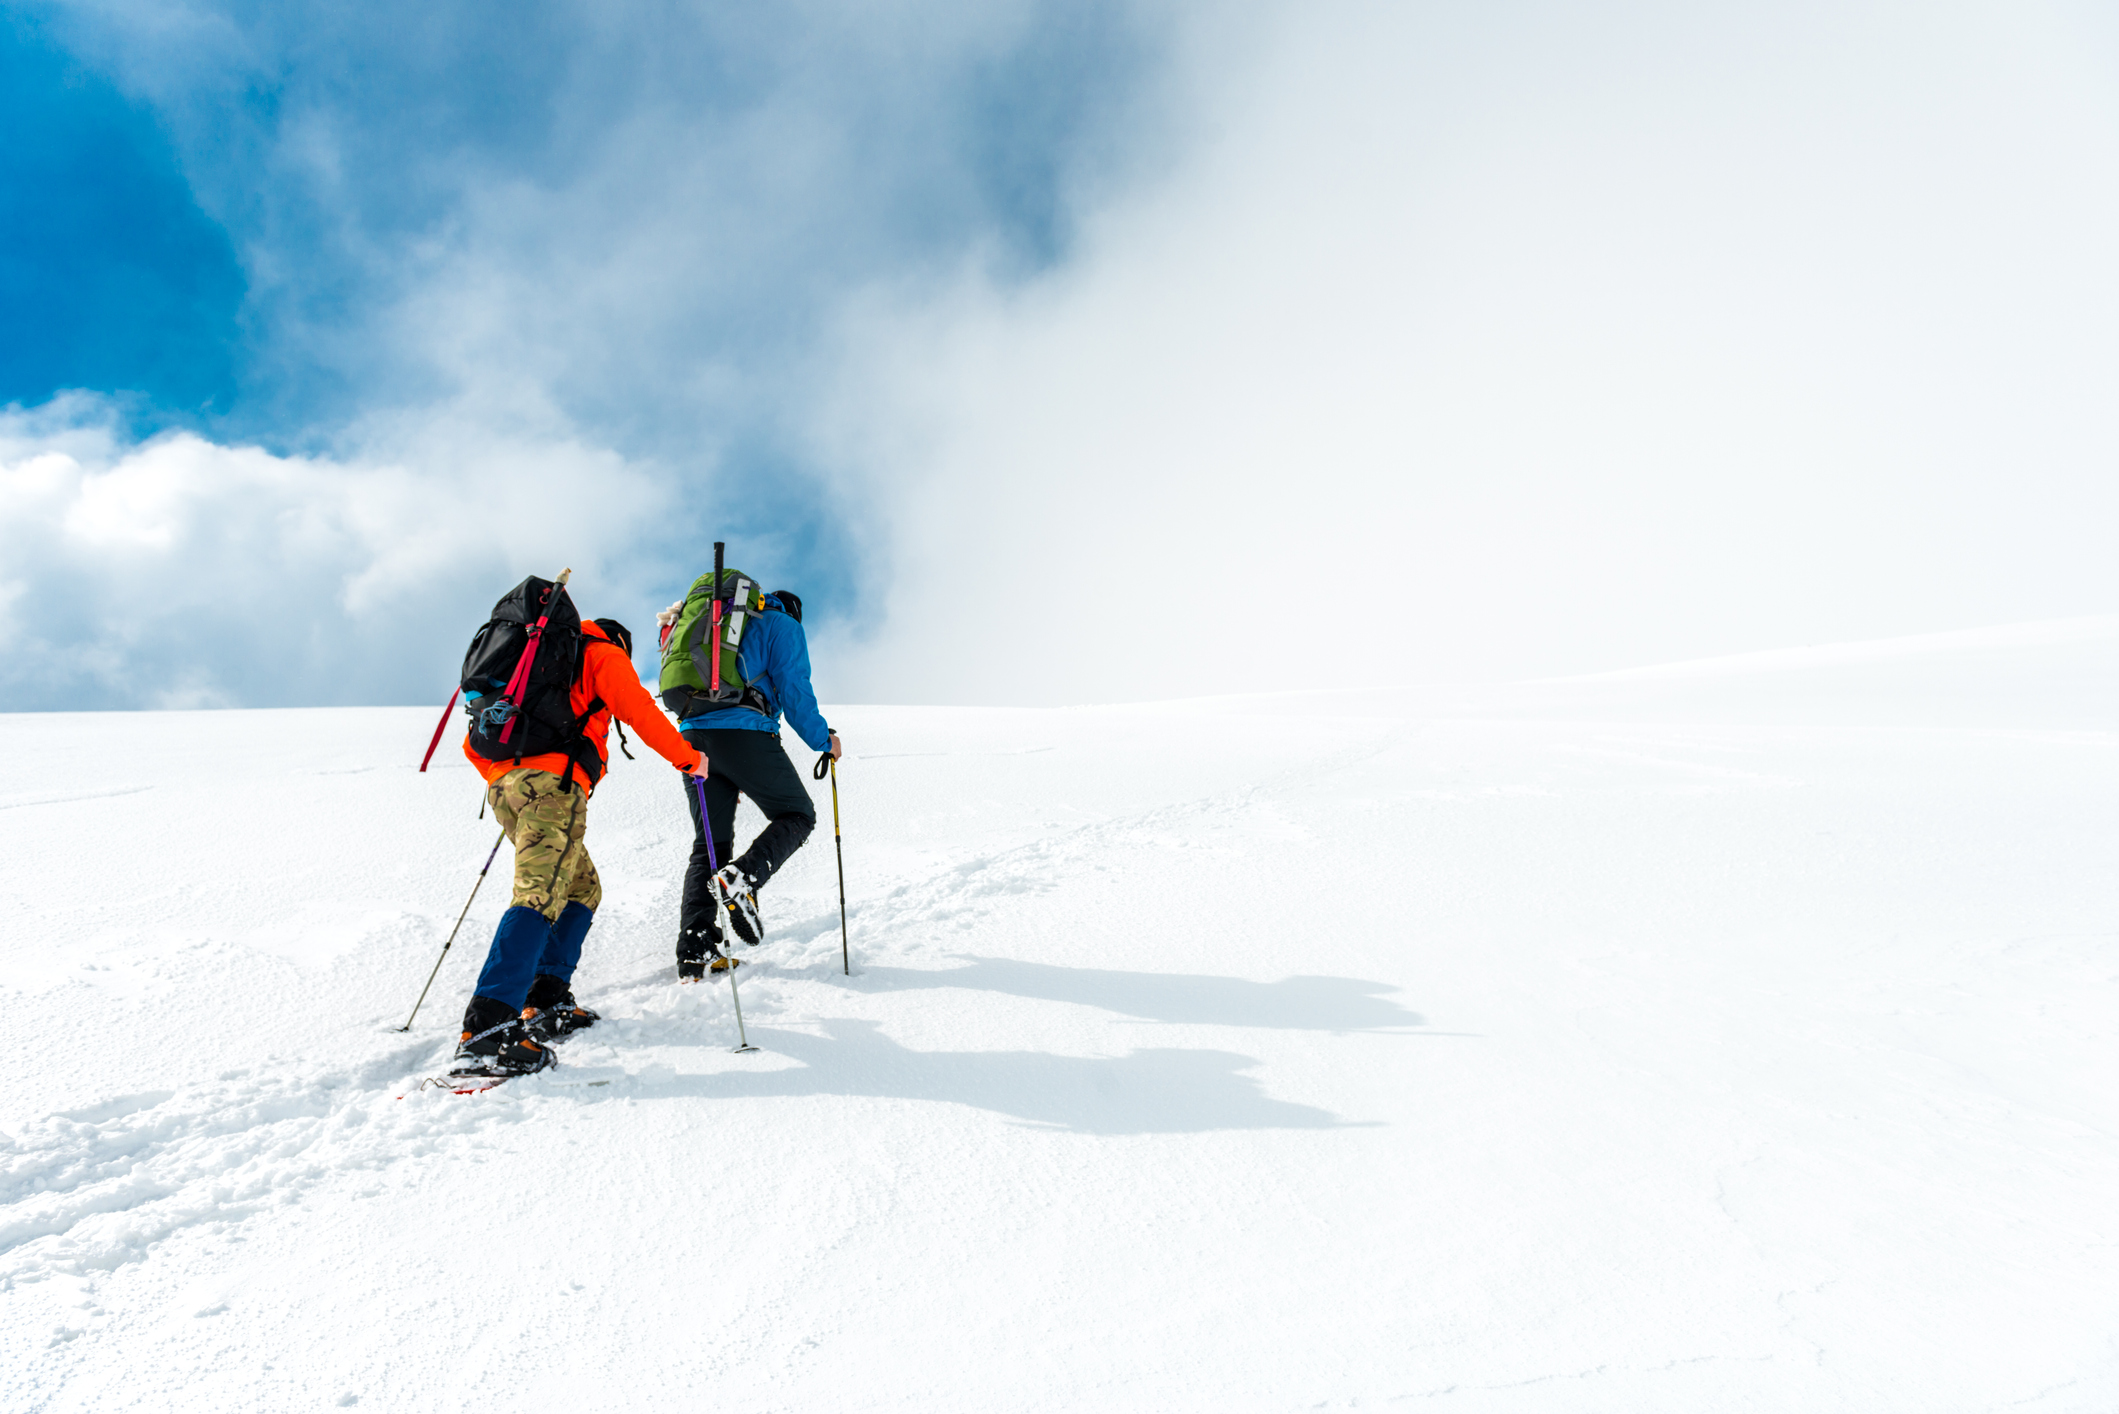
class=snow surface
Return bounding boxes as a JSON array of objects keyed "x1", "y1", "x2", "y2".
[{"x1": 5, "y1": 620, "x2": 2118, "y2": 1411}]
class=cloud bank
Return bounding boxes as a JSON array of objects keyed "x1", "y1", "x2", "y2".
[
  {"x1": 819, "y1": 0, "x2": 2119, "y2": 701},
  {"x1": 4, "y1": 0, "x2": 2117, "y2": 709},
  {"x1": 0, "y1": 395, "x2": 663, "y2": 706}
]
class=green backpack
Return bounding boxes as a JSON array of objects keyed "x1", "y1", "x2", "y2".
[{"x1": 658, "y1": 560, "x2": 769, "y2": 719}]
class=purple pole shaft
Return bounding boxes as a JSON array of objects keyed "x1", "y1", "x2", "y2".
[{"x1": 692, "y1": 772, "x2": 720, "y2": 872}]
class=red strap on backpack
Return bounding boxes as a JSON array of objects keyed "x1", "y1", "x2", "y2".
[{"x1": 496, "y1": 569, "x2": 573, "y2": 745}]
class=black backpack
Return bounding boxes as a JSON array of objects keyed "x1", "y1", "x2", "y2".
[{"x1": 459, "y1": 575, "x2": 607, "y2": 791}]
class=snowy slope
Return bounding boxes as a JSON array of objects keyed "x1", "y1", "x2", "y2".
[{"x1": 4, "y1": 622, "x2": 2117, "y2": 1412}]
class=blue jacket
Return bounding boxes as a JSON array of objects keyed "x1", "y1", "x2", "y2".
[{"x1": 678, "y1": 598, "x2": 833, "y2": 751}]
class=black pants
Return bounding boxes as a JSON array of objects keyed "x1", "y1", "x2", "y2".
[{"x1": 677, "y1": 728, "x2": 817, "y2": 956}]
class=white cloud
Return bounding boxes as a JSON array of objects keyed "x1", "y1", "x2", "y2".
[
  {"x1": 7, "y1": 1, "x2": 1177, "y2": 709},
  {"x1": 11, "y1": 1, "x2": 2119, "y2": 711},
  {"x1": 0, "y1": 398, "x2": 671, "y2": 709},
  {"x1": 812, "y1": 0, "x2": 2119, "y2": 703}
]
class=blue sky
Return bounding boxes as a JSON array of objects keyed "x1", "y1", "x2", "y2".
[
  {"x1": 5, "y1": 1, "x2": 2118, "y2": 711},
  {"x1": 2, "y1": 2, "x2": 1143, "y2": 429},
  {"x1": 0, "y1": 0, "x2": 1169, "y2": 708},
  {"x1": 0, "y1": 14, "x2": 242, "y2": 421}
]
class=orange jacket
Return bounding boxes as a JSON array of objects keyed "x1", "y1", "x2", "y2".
[{"x1": 463, "y1": 620, "x2": 701, "y2": 791}]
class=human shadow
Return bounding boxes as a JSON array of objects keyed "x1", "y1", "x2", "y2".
[
  {"x1": 631, "y1": 1019, "x2": 1360, "y2": 1135},
  {"x1": 855, "y1": 956, "x2": 1425, "y2": 1034}
]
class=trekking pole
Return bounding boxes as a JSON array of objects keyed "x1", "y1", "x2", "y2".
[
  {"x1": 398, "y1": 826, "x2": 507, "y2": 1030},
  {"x1": 693, "y1": 771, "x2": 759, "y2": 1053},
  {"x1": 814, "y1": 752, "x2": 849, "y2": 975},
  {"x1": 725, "y1": 950, "x2": 759, "y2": 1054}
]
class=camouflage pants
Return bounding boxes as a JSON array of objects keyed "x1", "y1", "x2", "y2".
[{"x1": 487, "y1": 768, "x2": 602, "y2": 921}]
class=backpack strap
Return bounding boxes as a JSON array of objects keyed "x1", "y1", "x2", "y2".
[
  {"x1": 513, "y1": 617, "x2": 558, "y2": 769},
  {"x1": 555, "y1": 695, "x2": 607, "y2": 794}
]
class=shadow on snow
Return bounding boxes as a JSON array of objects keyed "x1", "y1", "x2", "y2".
[
  {"x1": 853, "y1": 955, "x2": 1426, "y2": 1033},
  {"x1": 631, "y1": 1019, "x2": 1364, "y2": 1135}
]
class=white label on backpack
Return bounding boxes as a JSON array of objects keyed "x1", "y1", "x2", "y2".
[{"x1": 725, "y1": 610, "x2": 746, "y2": 645}]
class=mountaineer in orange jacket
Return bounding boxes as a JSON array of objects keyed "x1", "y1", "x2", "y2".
[{"x1": 454, "y1": 609, "x2": 704, "y2": 1076}]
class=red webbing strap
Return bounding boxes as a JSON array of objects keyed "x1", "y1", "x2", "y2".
[
  {"x1": 497, "y1": 571, "x2": 573, "y2": 745},
  {"x1": 418, "y1": 687, "x2": 461, "y2": 772},
  {"x1": 709, "y1": 598, "x2": 723, "y2": 694}
]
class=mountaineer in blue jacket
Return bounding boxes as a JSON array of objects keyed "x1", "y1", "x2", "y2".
[{"x1": 658, "y1": 589, "x2": 842, "y2": 978}]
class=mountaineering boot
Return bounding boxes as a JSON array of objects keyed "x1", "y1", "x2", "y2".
[
  {"x1": 679, "y1": 940, "x2": 743, "y2": 981},
  {"x1": 492, "y1": 1023, "x2": 555, "y2": 1075},
  {"x1": 676, "y1": 917, "x2": 724, "y2": 982},
  {"x1": 709, "y1": 863, "x2": 763, "y2": 946},
  {"x1": 454, "y1": 995, "x2": 555, "y2": 1076},
  {"x1": 455, "y1": 995, "x2": 517, "y2": 1059},
  {"x1": 523, "y1": 973, "x2": 599, "y2": 1041}
]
